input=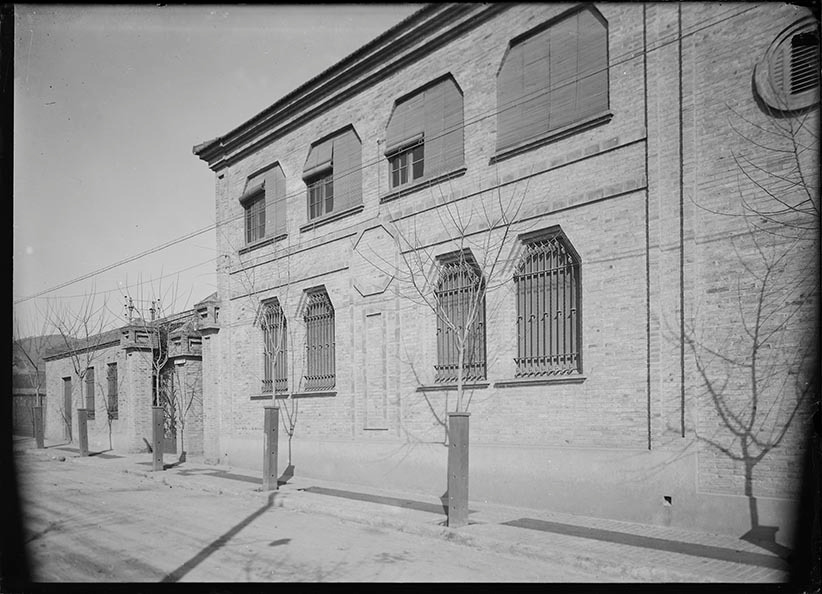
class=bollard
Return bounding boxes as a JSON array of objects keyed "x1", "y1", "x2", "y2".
[
  {"x1": 33, "y1": 406, "x2": 45, "y2": 449},
  {"x1": 262, "y1": 405, "x2": 280, "y2": 491},
  {"x1": 152, "y1": 406, "x2": 164, "y2": 471},
  {"x1": 77, "y1": 409, "x2": 89, "y2": 457},
  {"x1": 447, "y1": 412, "x2": 470, "y2": 528}
]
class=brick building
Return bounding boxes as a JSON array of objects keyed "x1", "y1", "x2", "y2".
[
  {"x1": 43, "y1": 299, "x2": 211, "y2": 457},
  {"x1": 192, "y1": 3, "x2": 818, "y2": 544}
]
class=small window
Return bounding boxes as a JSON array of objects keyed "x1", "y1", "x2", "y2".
[
  {"x1": 307, "y1": 171, "x2": 334, "y2": 220},
  {"x1": 240, "y1": 164, "x2": 287, "y2": 245},
  {"x1": 514, "y1": 227, "x2": 581, "y2": 376},
  {"x1": 386, "y1": 75, "x2": 464, "y2": 191},
  {"x1": 85, "y1": 367, "x2": 95, "y2": 420},
  {"x1": 757, "y1": 17, "x2": 820, "y2": 112},
  {"x1": 303, "y1": 127, "x2": 362, "y2": 223},
  {"x1": 434, "y1": 250, "x2": 486, "y2": 383},
  {"x1": 244, "y1": 194, "x2": 266, "y2": 244},
  {"x1": 303, "y1": 288, "x2": 335, "y2": 391},
  {"x1": 262, "y1": 299, "x2": 288, "y2": 395},
  {"x1": 496, "y1": 7, "x2": 609, "y2": 152},
  {"x1": 107, "y1": 363, "x2": 118, "y2": 420}
]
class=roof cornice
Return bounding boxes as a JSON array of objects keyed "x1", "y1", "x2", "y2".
[{"x1": 193, "y1": 3, "x2": 510, "y2": 171}]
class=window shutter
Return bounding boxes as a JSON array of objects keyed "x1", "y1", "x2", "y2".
[
  {"x1": 548, "y1": 14, "x2": 579, "y2": 131},
  {"x1": 423, "y1": 82, "x2": 446, "y2": 178},
  {"x1": 264, "y1": 165, "x2": 287, "y2": 238},
  {"x1": 331, "y1": 129, "x2": 362, "y2": 212},
  {"x1": 575, "y1": 9, "x2": 608, "y2": 121},
  {"x1": 386, "y1": 92, "x2": 426, "y2": 153},
  {"x1": 303, "y1": 139, "x2": 333, "y2": 179},
  {"x1": 522, "y1": 30, "x2": 551, "y2": 140},
  {"x1": 442, "y1": 80, "x2": 464, "y2": 172},
  {"x1": 498, "y1": 8, "x2": 608, "y2": 151},
  {"x1": 497, "y1": 44, "x2": 525, "y2": 151}
]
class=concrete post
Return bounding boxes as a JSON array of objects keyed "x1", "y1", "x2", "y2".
[
  {"x1": 33, "y1": 406, "x2": 45, "y2": 449},
  {"x1": 152, "y1": 406, "x2": 164, "y2": 471},
  {"x1": 262, "y1": 405, "x2": 280, "y2": 491},
  {"x1": 447, "y1": 412, "x2": 470, "y2": 528},
  {"x1": 77, "y1": 409, "x2": 89, "y2": 457}
]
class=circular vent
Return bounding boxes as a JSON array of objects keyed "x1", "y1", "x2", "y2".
[{"x1": 755, "y1": 17, "x2": 819, "y2": 112}]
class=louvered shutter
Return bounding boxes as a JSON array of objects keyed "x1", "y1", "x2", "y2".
[
  {"x1": 442, "y1": 80, "x2": 464, "y2": 172},
  {"x1": 575, "y1": 9, "x2": 608, "y2": 121},
  {"x1": 386, "y1": 92, "x2": 426, "y2": 154},
  {"x1": 498, "y1": 8, "x2": 608, "y2": 151},
  {"x1": 331, "y1": 129, "x2": 362, "y2": 212},
  {"x1": 303, "y1": 139, "x2": 333, "y2": 179},
  {"x1": 497, "y1": 44, "x2": 525, "y2": 151}
]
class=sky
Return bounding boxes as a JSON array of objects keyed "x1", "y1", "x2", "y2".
[{"x1": 13, "y1": 4, "x2": 423, "y2": 338}]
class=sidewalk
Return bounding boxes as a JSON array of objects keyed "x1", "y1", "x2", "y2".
[{"x1": 13, "y1": 436, "x2": 792, "y2": 583}]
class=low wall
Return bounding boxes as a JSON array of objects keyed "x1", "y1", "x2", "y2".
[{"x1": 221, "y1": 433, "x2": 800, "y2": 547}]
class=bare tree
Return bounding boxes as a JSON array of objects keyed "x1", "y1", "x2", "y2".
[
  {"x1": 12, "y1": 310, "x2": 60, "y2": 436},
  {"x1": 46, "y1": 288, "x2": 112, "y2": 441},
  {"x1": 685, "y1": 100, "x2": 818, "y2": 550},
  {"x1": 375, "y1": 173, "x2": 533, "y2": 414}
]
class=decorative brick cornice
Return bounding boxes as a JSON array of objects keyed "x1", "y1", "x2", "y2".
[{"x1": 193, "y1": 3, "x2": 510, "y2": 171}]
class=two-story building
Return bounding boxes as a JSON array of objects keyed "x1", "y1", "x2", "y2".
[{"x1": 192, "y1": 3, "x2": 818, "y2": 545}]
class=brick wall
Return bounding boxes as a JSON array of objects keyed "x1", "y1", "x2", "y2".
[{"x1": 199, "y1": 2, "x2": 817, "y2": 529}]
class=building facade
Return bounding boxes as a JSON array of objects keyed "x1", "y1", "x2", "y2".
[
  {"x1": 43, "y1": 301, "x2": 211, "y2": 457},
  {"x1": 191, "y1": 3, "x2": 818, "y2": 544}
]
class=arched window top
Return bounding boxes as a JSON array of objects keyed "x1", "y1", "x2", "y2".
[
  {"x1": 304, "y1": 288, "x2": 334, "y2": 322},
  {"x1": 515, "y1": 227, "x2": 581, "y2": 277}
]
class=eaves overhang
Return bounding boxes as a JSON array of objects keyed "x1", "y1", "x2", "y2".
[{"x1": 192, "y1": 2, "x2": 510, "y2": 171}]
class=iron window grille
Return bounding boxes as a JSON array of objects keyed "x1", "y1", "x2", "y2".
[
  {"x1": 304, "y1": 289, "x2": 335, "y2": 391},
  {"x1": 307, "y1": 172, "x2": 334, "y2": 221},
  {"x1": 85, "y1": 367, "x2": 95, "y2": 419},
  {"x1": 262, "y1": 299, "x2": 288, "y2": 395},
  {"x1": 514, "y1": 229, "x2": 581, "y2": 376},
  {"x1": 434, "y1": 252, "x2": 487, "y2": 383},
  {"x1": 244, "y1": 193, "x2": 266, "y2": 244},
  {"x1": 107, "y1": 363, "x2": 118, "y2": 420}
]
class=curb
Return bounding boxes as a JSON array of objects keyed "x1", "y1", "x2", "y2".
[{"x1": 19, "y1": 450, "x2": 720, "y2": 582}]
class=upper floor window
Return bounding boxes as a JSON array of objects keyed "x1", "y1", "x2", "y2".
[
  {"x1": 303, "y1": 288, "x2": 335, "y2": 391},
  {"x1": 303, "y1": 126, "x2": 362, "y2": 223},
  {"x1": 241, "y1": 163, "x2": 287, "y2": 245},
  {"x1": 434, "y1": 250, "x2": 486, "y2": 384},
  {"x1": 261, "y1": 299, "x2": 288, "y2": 395},
  {"x1": 514, "y1": 227, "x2": 581, "y2": 376},
  {"x1": 385, "y1": 75, "x2": 464, "y2": 191},
  {"x1": 497, "y1": 7, "x2": 608, "y2": 153}
]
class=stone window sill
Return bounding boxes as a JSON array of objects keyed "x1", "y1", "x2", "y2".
[
  {"x1": 300, "y1": 204, "x2": 364, "y2": 233},
  {"x1": 416, "y1": 382, "x2": 489, "y2": 393},
  {"x1": 494, "y1": 375, "x2": 587, "y2": 388},
  {"x1": 292, "y1": 390, "x2": 337, "y2": 398},
  {"x1": 490, "y1": 112, "x2": 613, "y2": 165},
  {"x1": 239, "y1": 233, "x2": 287, "y2": 256},
  {"x1": 380, "y1": 167, "x2": 467, "y2": 204}
]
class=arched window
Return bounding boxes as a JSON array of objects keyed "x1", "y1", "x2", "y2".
[
  {"x1": 434, "y1": 250, "x2": 486, "y2": 383},
  {"x1": 497, "y1": 6, "x2": 609, "y2": 153},
  {"x1": 514, "y1": 227, "x2": 581, "y2": 376},
  {"x1": 262, "y1": 299, "x2": 288, "y2": 394},
  {"x1": 304, "y1": 288, "x2": 335, "y2": 390}
]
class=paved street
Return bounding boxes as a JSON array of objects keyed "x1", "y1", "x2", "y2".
[{"x1": 17, "y1": 456, "x2": 598, "y2": 582}]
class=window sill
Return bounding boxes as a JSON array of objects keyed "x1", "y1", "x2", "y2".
[
  {"x1": 239, "y1": 233, "x2": 287, "y2": 256},
  {"x1": 380, "y1": 167, "x2": 467, "y2": 204},
  {"x1": 300, "y1": 204, "x2": 364, "y2": 233},
  {"x1": 416, "y1": 382, "x2": 489, "y2": 393},
  {"x1": 490, "y1": 112, "x2": 614, "y2": 165},
  {"x1": 494, "y1": 375, "x2": 587, "y2": 388},
  {"x1": 292, "y1": 390, "x2": 337, "y2": 398},
  {"x1": 250, "y1": 393, "x2": 274, "y2": 401}
]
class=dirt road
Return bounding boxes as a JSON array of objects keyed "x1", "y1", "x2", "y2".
[{"x1": 17, "y1": 456, "x2": 598, "y2": 582}]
